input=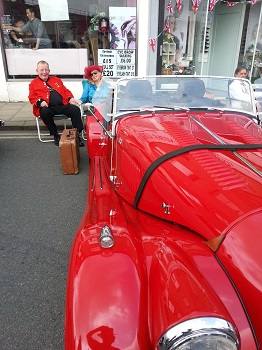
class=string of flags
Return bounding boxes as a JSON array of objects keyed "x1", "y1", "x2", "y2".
[
  {"x1": 148, "y1": 0, "x2": 257, "y2": 52},
  {"x1": 209, "y1": 0, "x2": 219, "y2": 11},
  {"x1": 167, "y1": 0, "x2": 173, "y2": 13}
]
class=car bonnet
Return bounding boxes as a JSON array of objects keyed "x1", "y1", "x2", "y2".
[{"x1": 113, "y1": 111, "x2": 262, "y2": 240}]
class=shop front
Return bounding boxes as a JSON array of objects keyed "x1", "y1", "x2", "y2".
[
  {"x1": 0, "y1": 0, "x2": 138, "y2": 78},
  {"x1": 156, "y1": 0, "x2": 262, "y2": 80},
  {"x1": 0, "y1": 0, "x2": 262, "y2": 101},
  {"x1": 0, "y1": 0, "x2": 141, "y2": 100}
]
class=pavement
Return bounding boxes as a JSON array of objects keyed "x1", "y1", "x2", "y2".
[
  {"x1": 0, "y1": 101, "x2": 74, "y2": 133},
  {"x1": 0, "y1": 101, "x2": 36, "y2": 130}
]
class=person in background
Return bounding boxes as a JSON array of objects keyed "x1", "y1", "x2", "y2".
[
  {"x1": 29, "y1": 60, "x2": 84, "y2": 146},
  {"x1": 229, "y1": 66, "x2": 251, "y2": 104},
  {"x1": 164, "y1": 15, "x2": 183, "y2": 63},
  {"x1": 253, "y1": 67, "x2": 262, "y2": 115},
  {"x1": 9, "y1": 18, "x2": 27, "y2": 46},
  {"x1": 254, "y1": 67, "x2": 262, "y2": 84},
  {"x1": 7, "y1": 6, "x2": 51, "y2": 49},
  {"x1": 251, "y1": 23, "x2": 262, "y2": 53},
  {"x1": 79, "y1": 65, "x2": 110, "y2": 105}
]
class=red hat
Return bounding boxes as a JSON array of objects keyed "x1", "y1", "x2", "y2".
[{"x1": 84, "y1": 65, "x2": 103, "y2": 79}]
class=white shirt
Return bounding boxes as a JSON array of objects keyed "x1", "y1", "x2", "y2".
[{"x1": 229, "y1": 79, "x2": 251, "y2": 103}]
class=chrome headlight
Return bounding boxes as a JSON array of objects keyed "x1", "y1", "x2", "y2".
[{"x1": 157, "y1": 317, "x2": 239, "y2": 350}]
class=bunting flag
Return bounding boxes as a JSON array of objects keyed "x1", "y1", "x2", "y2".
[
  {"x1": 176, "y1": 0, "x2": 183, "y2": 12},
  {"x1": 149, "y1": 38, "x2": 156, "y2": 52},
  {"x1": 148, "y1": 0, "x2": 249, "y2": 55},
  {"x1": 192, "y1": 0, "x2": 202, "y2": 14},
  {"x1": 167, "y1": 0, "x2": 173, "y2": 14},
  {"x1": 226, "y1": 1, "x2": 238, "y2": 7},
  {"x1": 209, "y1": 0, "x2": 219, "y2": 11},
  {"x1": 165, "y1": 21, "x2": 171, "y2": 34}
]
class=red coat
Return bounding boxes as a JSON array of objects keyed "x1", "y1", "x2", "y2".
[{"x1": 28, "y1": 76, "x2": 74, "y2": 117}]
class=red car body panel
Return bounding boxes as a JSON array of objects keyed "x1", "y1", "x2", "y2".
[
  {"x1": 113, "y1": 112, "x2": 262, "y2": 240},
  {"x1": 65, "y1": 157, "x2": 257, "y2": 348},
  {"x1": 65, "y1": 76, "x2": 262, "y2": 349},
  {"x1": 217, "y1": 210, "x2": 262, "y2": 347}
]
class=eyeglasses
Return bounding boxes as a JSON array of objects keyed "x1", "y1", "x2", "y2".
[{"x1": 91, "y1": 71, "x2": 99, "y2": 76}]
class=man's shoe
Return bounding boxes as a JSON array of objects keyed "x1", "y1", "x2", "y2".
[
  {"x1": 78, "y1": 136, "x2": 84, "y2": 147},
  {"x1": 54, "y1": 134, "x2": 60, "y2": 146}
]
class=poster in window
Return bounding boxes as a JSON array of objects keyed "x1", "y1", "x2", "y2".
[
  {"x1": 109, "y1": 7, "x2": 136, "y2": 50},
  {"x1": 98, "y1": 7, "x2": 136, "y2": 78}
]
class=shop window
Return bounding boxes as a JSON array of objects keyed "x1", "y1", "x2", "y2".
[
  {"x1": 243, "y1": 1, "x2": 262, "y2": 81},
  {"x1": 158, "y1": 0, "x2": 262, "y2": 78},
  {"x1": 0, "y1": 0, "x2": 137, "y2": 78},
  {"x1": 161, "y1": 0, "x2": 195, "y2": 75}
]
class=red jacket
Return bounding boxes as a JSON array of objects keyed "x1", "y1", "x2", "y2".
[{"x1": 28, "y1": 76, "x2": 74, "y2": 117}]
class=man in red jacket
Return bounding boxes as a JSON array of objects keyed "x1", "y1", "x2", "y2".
[{"x1": 29, "y1": 60, "x2": 84, "y2": 146}]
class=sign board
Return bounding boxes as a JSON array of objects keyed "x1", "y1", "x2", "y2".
[{"x1": 98, "y1": 49, "x2": 135, "y2": 77}]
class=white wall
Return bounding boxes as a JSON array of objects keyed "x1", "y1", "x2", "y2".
[
  {"x1": 5, "y1": 49, "x2": 88, "y2": 76},
  {"x1": 5, "y1": 79, "x2": 84, "y2": 102},
  {"x1": 137, "y1": 0, "x2": 150, "y2": 76},
  {"x1": 147, "y1": 0, "x2": 159, "y2": 75},
  {"x1": 0, "y1": 46, "x2": 85, "y2": 102},
  {"x1": 0, "y1": 49, "x2": 9, "y2": 101}
]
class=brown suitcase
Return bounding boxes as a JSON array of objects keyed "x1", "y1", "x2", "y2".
[{"x1": 59, "y1": 129, "x2": 80, "y2": 174}]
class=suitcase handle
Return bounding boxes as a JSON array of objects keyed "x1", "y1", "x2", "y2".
[{"x1": 67, "y1": 129, "x2": 76, "y2": 138}]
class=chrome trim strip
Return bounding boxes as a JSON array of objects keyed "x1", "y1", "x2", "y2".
[
  {"x1": 98, "y1": 157, "x2": 103, "y2": 189},
  {"x1": 91, "y1": 157, "x2": 96, "y2": 190}
]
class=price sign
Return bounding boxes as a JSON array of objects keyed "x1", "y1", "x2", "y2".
[
  {"x1": 98, "y1": 49, "x2": 136, "y2": 78},
  {"x1": 116, "y1": 50, "x2": 135, "y2": 77},
  {"x1": 98, "y1": 49, "x2": 117, "y2": 77}
]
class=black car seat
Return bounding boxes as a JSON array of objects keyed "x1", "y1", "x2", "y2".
[
  {"x1": 120, "y1": 80, "x2": 153, "y2": 109},
  {"x1": 177, "y1": 78, "x2": 214, "y2": 107}
]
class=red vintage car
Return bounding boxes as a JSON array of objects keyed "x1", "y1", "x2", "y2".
[{"x1": 65, "y1": 75, "x2": 262, "y2": 350}]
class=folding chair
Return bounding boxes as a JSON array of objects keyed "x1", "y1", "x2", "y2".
[
  {"x1": 81, "y1": 114, "x2": 87, "y2": 141},
  {"x1": 80, "y1": 103, "x2": 94, "y2": 141},
  {"x1": 35, "y1": 114, "x2": 69, "y2": 142},
  {"x1": 80, "y1": 80, "x2": 89, "y2": 141}
]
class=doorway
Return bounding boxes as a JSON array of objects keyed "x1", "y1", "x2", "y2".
[{"x1": 208, "y1": 2, "x2": 246, "y2": 76}]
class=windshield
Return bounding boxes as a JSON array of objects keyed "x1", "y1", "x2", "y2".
[
  {"x1": 91, "y1": 76, "x2": 257, "y2": 126},
  {"x1": 113, "y1": 76, "x2": 256, "y2": 116},
  {"x1": 253, "y1": 82, "x2": 262, "y2": 122}
]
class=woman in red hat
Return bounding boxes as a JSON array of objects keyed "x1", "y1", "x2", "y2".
[{"x1": 78, "y1": 65, "x2": 110, "y2": 105}]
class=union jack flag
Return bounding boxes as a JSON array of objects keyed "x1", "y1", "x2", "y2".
[
  {"x1": 192, "y1": 0, "x2": 202, "y2": 14},
  {"x1": 165, "y1": 21, "x2": 171, "y2": 34},
  {"x1": 167, "y1": 0, "x2": 173, "y2": 14},
  {"x1": 176, "y1": 0, "x2": 183, "y2": 12},
  {"x1": 209, "y1": 0, "x2": 218, "y2": 11}
]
